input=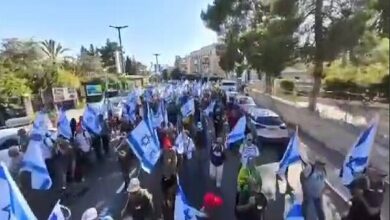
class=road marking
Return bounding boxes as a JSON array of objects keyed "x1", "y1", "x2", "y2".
[{"x1": 116, "y1": 182, "x2": 125, "y2": 194}]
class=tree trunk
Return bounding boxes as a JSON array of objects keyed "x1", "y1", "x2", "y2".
[
  {"x1": 309, "y1": 0, "x2": 324, "y2": 112},
  {"x1": 265, "y1": 74, "x2": 273, "y2": 94}
]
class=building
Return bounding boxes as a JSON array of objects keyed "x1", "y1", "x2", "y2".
[{"x1": 176, "y1": 43, "x2": 225, "y2": 77}]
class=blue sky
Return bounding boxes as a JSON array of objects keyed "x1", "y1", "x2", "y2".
[{"x1": 0, "y1": 0, "x2": 217, "y2": 66}]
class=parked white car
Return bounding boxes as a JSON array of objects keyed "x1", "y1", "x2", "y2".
[
  {"x1": 247, "y1": 107, "x2": 289, "y2": 144},
  {"x1": 220, "y1": 80, "x2": 237, "y2": 93},
  {"x1": 235, "y1": 95, "x2": 256, "y2": 114},
  {"x1": 0, "y1": 128, "x2": 20, "y2": 165},
  {"x1": 226, "y1": 91, "x2": 239, "y2": 103}
]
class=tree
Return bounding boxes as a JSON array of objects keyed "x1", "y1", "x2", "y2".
[
  {"x1": 0, "y1": 74, "x2": 31, "y2": 102},
  {"x1": 297, "y1": 0, "x2": 372, "y2": 111},
  {"x1": 124, "y1": 56, "x2": 132, "y2": 74},
  {"x1": 77, "y1": 54, "x2": 104, "y2": 78},
  {"x1": 170, "y1": 68, "x2": 182, "y2": 80},
  {"x1": 161, "y1": 69, "x2": 169, "y2": 80},
  {"x1": 98, "y1": 39, "x2": 120, "y2": 73},
  {"x1": 40, "y1": 39, "x2": 68, "y2": 61}
]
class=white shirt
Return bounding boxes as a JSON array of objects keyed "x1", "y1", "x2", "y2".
[
  {"x1": 239, "y1": 144, "x2": 260, "y2": 167},
  {"x1": 75, "y1": 131, "x2": 91, "y2": 153},
  {"x1": 174, "y1": 132, "x2": 195, "y2": 159}
]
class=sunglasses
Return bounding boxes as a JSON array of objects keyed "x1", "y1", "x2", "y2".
[{"x1": 247, "y1": 139, "x2": 253, "y2": 142}]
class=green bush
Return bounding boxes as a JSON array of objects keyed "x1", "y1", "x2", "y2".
[{"x1": 279, "y1": 80, "x2": 295, "y2": 93}]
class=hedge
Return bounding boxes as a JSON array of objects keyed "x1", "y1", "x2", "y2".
[{"x1": 279, "y1": 79, "x2": 295, "y2": 93}]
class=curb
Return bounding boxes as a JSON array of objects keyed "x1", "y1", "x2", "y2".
[{"x1": 249, "y1": 89, "x2": 382, "y2": 205}]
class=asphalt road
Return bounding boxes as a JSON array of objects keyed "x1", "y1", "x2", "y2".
[{"x1": 25, "y1": 99, "x2": 364, "y2": 220}]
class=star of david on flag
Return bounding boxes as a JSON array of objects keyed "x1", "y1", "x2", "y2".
[
  {"x1": 127, "y1": 120, "x2": 161, "y2": 174},
  {"x1": 278, "y1": 129, "x2": 301, "y2": 178},
  {"x1": 174, "y1": 182, "x2": 203, "y2": 220},
  {"x1": 340, "y1": 115, "x2": 379, "y2": 186},
  {"x1": 20, "y1": 113, "x2": 52, "y2": 190},
  {"x1": 181, "y1": 98, "x2": 195, "y2": 119},
  {"x1": 0, "y1": 163, "x2": 37, "y2": 220}
]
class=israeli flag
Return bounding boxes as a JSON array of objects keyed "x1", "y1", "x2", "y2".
[
  {"x1": 127, "y1": 120, "x2": 162, "y2": 174},
  {"x1": 181, "y1": 98, "x2": 195, "y2": 118},
  {"x1": 20, "y1": 113, "x2": 52, "y2": 190},
  {"x1": 278, "y1": 130, "x2": 301, "y2": 177},
  {"x1": 203, "y1": 101, "x2": 216, "y2": 117},
  {"x1": 48, "y1": 200, "x2": 65, "y2": 220},
  {"x1": 174, "y1": 183, "x2": 203, "y2": 220},
  {"x1": 340, "y1": 116, "x2": 379, "y2": 186},
  {"x1": 145, "y1": 103, "x2": 161, "y2": 147},
  {"x1": 0, "y1": 163, "x2": 37, "y2": 220},
  {"x1": 82, "y1": 105, "x2": 101, "y2": 136},
  {"x1": 150, "y1": 102, "x2": 164, "y2": 128},
  {"x1": 57, "y1": 109, "x2": 72, "y2": 140},
  {"x1": 161, "y1": 100, "x2": 169, "y2": 126},
  {"x1": 285, "y1": 199, "x2": 304, "y2": 220},
  {"x1": 226, "y1": 116, "x2": 246, "y2": 144}
]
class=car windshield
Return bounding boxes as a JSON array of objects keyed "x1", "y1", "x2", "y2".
[
  {"x1": 238, "y1": 97, "x2": 254, "y2": 105},
  {"x1": 255, "y1": 116, "x2": 283, "y2": 126},
  {"x1": 222, "y1": 82, "x2": 236, "y2": 86}
]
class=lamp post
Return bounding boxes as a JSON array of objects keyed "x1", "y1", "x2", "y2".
[{"x1": 109, "y1": 25, "x2": 128, "y2": 73}]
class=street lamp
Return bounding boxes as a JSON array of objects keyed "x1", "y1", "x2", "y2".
[
  {"x1": 153, "y1": 53, "x2": 160, "y2": 74},
  {"x1": 109, "y1": 25, "x2": 128, "y2": 73}
]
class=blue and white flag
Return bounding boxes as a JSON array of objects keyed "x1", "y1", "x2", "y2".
[
  {"x1": 127, "y1": 120, "x2": 162, "y2": 174},
  {"x1": 181, "y1": 98, "x2": 195, "y2": 118},
  {"x1": 161, "y1": 100, "x2": 169, "y2": 127},
  {"x1": 150, "y1": 102, "x2": 164, "y2": 128},
  {"x1": 340, "y1": 116, "x2": 379, "y2": 186},
  {"x1": 278, "y1": 130, "x2": 301, "y2": 177},
  {"x1": 48, "y1": 200, "x2": 65, "y2": 220},
  {"x1": 226, "y1": 116, "x2": 246, "y2": 144},
  {"x1": 20, "y1": 113, "x2": 52, "y2": 190},
  {"x1": 285, "y1": 198, "x2": 304, "y2": 220},
  {"x1": 174, "y1": 183, "x2": 203, "y2": 220},
  {"x1": 82, "y1": 105, "x2": 101, "y2": 135},
  {"x1": 203, "y1": 101, "x2": 216, "y2": 116},
  {"x1": 0, "y1": 163, "x2": 37, "y2": 220},
  {"x1": 57, "y1": 109, "x2": 72, "y2": 140}
]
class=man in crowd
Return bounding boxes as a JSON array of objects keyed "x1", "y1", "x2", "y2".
[
  {"x1": 300, "y1": 159, "x2": 327, "y2": 220},
  {"x1": 239, "y1": 134, "x2": 260, "y2": 168},
  {"x1": 344, "y1": 167, "x2": 386, "y2": 220},
  {"x1": 209, "y1": 137, "x2": 226, "y2": 188},
  {"x1": 121, "y1": 178, "x2": 154, "y2": 220}
]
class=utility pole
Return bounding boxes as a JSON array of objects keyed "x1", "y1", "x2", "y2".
[
  {"x1": 153, "y1": 53, "x2": 160, "y2": 74},
  {"x1": 109, "y1": 25, "x2": 128, "y2": 74}
]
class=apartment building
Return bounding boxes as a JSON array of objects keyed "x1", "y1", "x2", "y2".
[{"x1": 175, "y1": 43, "x2": 225, "y2": 77}]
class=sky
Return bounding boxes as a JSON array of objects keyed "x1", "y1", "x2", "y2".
[{"x1": 0, "y1": 0, "x2": 218, "y2": 67}]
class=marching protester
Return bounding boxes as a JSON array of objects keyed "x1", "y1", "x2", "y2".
[
  {"x1": 344, "y1": 167, "x2": 386, "y2": 220},
  {"x1": 300, "y1": 159, "x2": 327, "y2": 220},
  {"x1": 175, "y1": 129, "x2": 196, "y2": 170},
  {"x1": 73, "y1": 126, "x2": 92, "y2": 182},
  {"x1": 121, "y1": 178, "x2": 154, "y2": 220},
  {"x1": 161, "y1": 140, "x2": 178, "y2": 219},
  {"x1": 7, "y1": 146, "x2": 24, "y2": 181},
  {"x1": 99, "y1": 114, "x2": 111, "y2": 156},
  {"x1": 200, "y1": 192, "x2": 224, "y2": 219},
  {"x1": 239, "y1": 134, "x2": 260, "y2": 168},
  {"x1": 235, "y1": 158, "x2": 266, "y2": 220},
  {"x1": 209, "y1": 137, "x2": 226, "y2": 188}
]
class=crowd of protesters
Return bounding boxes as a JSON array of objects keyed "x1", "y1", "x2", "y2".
[{"x1": 5, "y1": 81, "x2": 387, "y2": 220}]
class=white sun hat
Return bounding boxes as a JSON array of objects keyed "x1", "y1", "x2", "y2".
[{"x1": 127, "y1": 178, "x2": 141, "y2": 193}]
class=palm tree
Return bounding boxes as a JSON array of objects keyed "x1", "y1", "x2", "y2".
[{"x1": 40, "y1": 39, "x2": 69, "y2": 62}]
